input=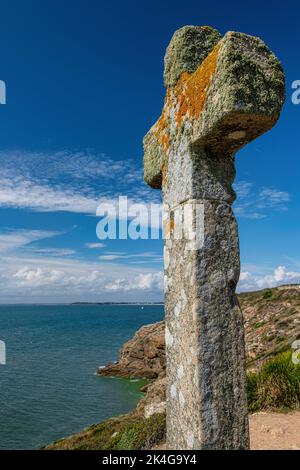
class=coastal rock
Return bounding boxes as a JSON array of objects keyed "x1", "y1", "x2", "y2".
[
  {"x1": 97, "y1": 285, "x2": 300, "y2": 433},
  {"x1": 98, "y1": 321, "x2": 165, "y2": 379},
  {"x1": 47, "y1": 286, "x2": 300, "y2": 450},
  {"x1": 137, "y1": 376, "x2": 166, "y2": 418},
  {"x1": 99, "y1": 286, "x2": 300, "y2": 380},
  {"x1": 240, "y1": 287, "x2": 300, "y2": 368}
]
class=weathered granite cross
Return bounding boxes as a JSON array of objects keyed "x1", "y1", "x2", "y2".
[{"x1": 143, "y1": 26, "x2": 285, "y2": 450}]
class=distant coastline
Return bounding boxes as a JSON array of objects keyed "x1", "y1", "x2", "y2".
[
  {"x1": 0, "y1": 302, "x2": 164, "y2": 306},
  {"x1": 71, "y1": 302, "x2": 164, "y2": 305}
]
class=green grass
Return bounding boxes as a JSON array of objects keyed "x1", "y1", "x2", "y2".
[
  {"x1": 45, "y1": 412, "x2": 166, "y2": 450},
  {"x1": 47, "y1": 351, "x2": 300, "y2": 450},
  {"x1": 247, "y1": 351, "x2": 300, "y2": 412},
  {"x1": 108, "y1": 413, "x2": 166, "y2": 450},
  {"x1": 262, "y1": 289, "x2": 273, "y2": 299},
  {"x1": 254, "y1": 322, "x2": 265, "y2": 329}
]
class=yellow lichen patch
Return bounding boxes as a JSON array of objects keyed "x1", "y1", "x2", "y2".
[
  {"x1": 161, "y1": 132, "x2": 169, "y2": 152},
  {"x1": 152, "y1": 94, "x2": 171, "y2": 152},
  {"x1": 173, "y1": 42, "x2": 220, "y2": 127},
  {"x1": 161, "y1": 159, "x2": 167, "y2": 184},
  {"x1": 169, "y1": 213, "x2": 174, "y2": 233},
  {"x1": 161, "y1": 157, "x2": 171, "y2": 190},
  {"x1": 163, "y1": 212, "x2": 174, "y2": 239},
  {"x1": 151, "y1": 42, "x2": 220, "y2": 154}
]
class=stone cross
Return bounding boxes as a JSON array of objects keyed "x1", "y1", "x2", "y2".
[{"x1": 143, "y1": 26, "x2": 285, "y2": 450}]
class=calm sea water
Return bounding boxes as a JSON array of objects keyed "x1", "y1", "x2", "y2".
[{"x1": 0, "y1": 304, "x2": 163, "y2": 450}]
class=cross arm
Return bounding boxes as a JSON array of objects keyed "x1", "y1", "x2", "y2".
[{"x1": 143, "y1": 28, "x2": 285, "y2": 189}]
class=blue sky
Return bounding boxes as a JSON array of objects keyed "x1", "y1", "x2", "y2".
[{"x1": 0, "y1": 0, "x2": 299, "y2": 302}]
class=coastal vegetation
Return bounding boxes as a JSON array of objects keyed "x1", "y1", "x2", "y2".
[{"x1": 47, "y1": 285, "x2": 300, "y2": 450}]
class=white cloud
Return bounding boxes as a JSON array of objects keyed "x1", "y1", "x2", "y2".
[
  {"x1": 85, "y1": 242, "x2": 106, "y2": 249},
  {"x1": 104, "y1": 272, "x2": 163, "y2": 292},
  {"x1": 99, "y1": 254, "x2": 120, "y2": 261},
  {"x1": 238, "y1": 265, "x2": 300, "y2": 291},
  {"x1": 98, "y1": 251, "x2": 162, "y2": 262},
  {"x1": 0, "y1": 228, "x2": 163, "y2": 302},
  {"x1": 31, "y1": 248, "x2": 76, "y2": 256},
  {"x1": 0, "y1": 174, "x2": 99, "y2": 213},
  {"x1": 0, "y1": 253, "x2": 163, "y2": 302},
  {"x1": 239, "y1": 271, "x2": 252, "y2": 282},
  {"x1": 258, "y1": 188, "x2": 290, "y2": 209},
  {"x1": 234, "y1": 181, "x2": 253, "y2": 198},
  {"x1": 0, "y1": 228, "x2": 298, "y2": 301}
]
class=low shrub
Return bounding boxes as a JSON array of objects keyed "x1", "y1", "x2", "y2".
[
  {"x1": 247, "y1": 351, "x2": 300, "y2": 412},
  {"x1": 262, "y1": 289, "x2": 273, "y2": 299}
]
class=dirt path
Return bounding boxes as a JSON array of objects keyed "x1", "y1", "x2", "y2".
[
  {"x1": 249, "y1": 410, "x2": 300, "y2": 450},
  {"x1": 152, "y1": 411, "x2": 300, "y2": 450}
]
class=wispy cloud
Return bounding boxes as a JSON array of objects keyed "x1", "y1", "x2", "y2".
[
  {"x1": 1, "y1": 230, "x2": 298, "y2": 301},
  {"x1": 234, "y1": 181, "x2": 253, "y2": 199},
  {"x1": 0, "y1": 227, "x2": 77, "y2": 260},
  {"x1": 31, "y1": 248, "x2": 76, "y2": 257},
  {"x1": 284, "y1": 256, "x2": 300, "y2": 269},
  {"x1": 0, "y1": 150, "x2": 158, "y2": 214},
  {"x1": 98, "y1": 251, "x2": 162, "y2": 263},
  {"x1": 234, "y1": 181, "x2": 290, "y2": 219},
  {"x1": 85, "y1": 242, "x2": 106, "y2": 249},
  {"x1": 257, "y1": 188, "x2": 290, "y2": 210},
  {"x1": 104, "y1": 272, "x2": 163, "y2": 292},
  {"x1": 0, "y1": 175, "x2": 99, "y2": 213},
  {"x1": 0, "y1": 228, "x2": 163, "y2": 302},
  {"x1": 0, "y1": 229, "x2": 60, "y2": 253}
]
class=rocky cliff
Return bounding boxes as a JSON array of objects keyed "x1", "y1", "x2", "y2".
[
  {"x1": 98, "y1": 321, "x2": 165, "y2": 379},
  {"x1": 98, "y1": 286, "x2": 300, "y2": 381},
  {"x1": 97, "y1": 285, "x2": 300, "y2": 427},
  {"x1": 47, "y1": 285, "x2": 300, "y2": 450},
  {"x1": 241, "y1": 287, "x2": 300, "y2": 366}
]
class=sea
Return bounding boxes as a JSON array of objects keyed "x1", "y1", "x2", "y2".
[{"x1": 0, "y1": 304, "x2": 164, "y2": 450}]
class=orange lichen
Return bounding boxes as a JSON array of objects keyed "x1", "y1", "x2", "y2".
[
  {"x1": 161, "y1": 159, "x2": 167, "y2": 182},
  {"x1": 153, "y1": 105, "x2": 170, "y2": 152},
  {"x1": 163, "y1": 211, "x2": 174, "y2": 239},
  {"x1": 173, "y1": 42, "x2": 220, "y2": 127},
  {"x1": 152, "y1": 42, "x2": 220, "y2": 152},
  {"x1": 169, "y1": 213, "x2": 174, "y2": 233}
]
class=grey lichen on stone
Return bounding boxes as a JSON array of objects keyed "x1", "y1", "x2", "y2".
[
  {"x1": 143, "y1": 129, "x2": 165, "y2": 189},
  {"x1": 194, "y1": 31, "x2": 285, "y2": 154},
  {"x1": 144, "y1": 28, "x2": 285, "y2": 193},
  {"x1": 164, "y1": 25, "x2": 222, "y2": 87},
  {"x1": 143, "y1": 24, "x2": 286, "y2": 451}
]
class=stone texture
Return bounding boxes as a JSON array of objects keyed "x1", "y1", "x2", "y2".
[
  {"x1": 193, "y1": 32, "x2": 285, "y2": 154},
  {"x1": 143, "y1": 25, "x2": 285, "y2": 450},
  {"x1": 144, "y1": 30, "x2": 285, "y2": 190},
  {"x1": 137, "y1": 377, "x2": 166, "y2": 419},
  {"x1": 164, "y1": 25, "x2": 221, "y2": 87},
  {"x1": 164, "y1": 200, "x2": 249, "y2": 449}
]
